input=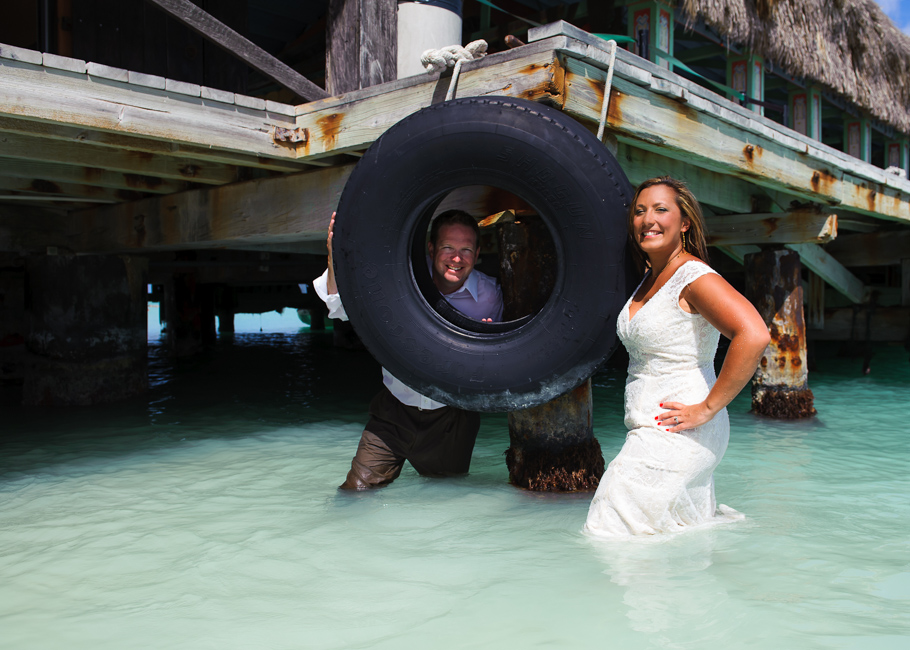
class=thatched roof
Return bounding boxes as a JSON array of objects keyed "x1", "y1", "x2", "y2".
[{"x1": 680, "y1": 0, "x2": 910, "y2": 133}]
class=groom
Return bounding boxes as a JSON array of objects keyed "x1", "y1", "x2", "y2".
[{"x1": 314, "y1": 210, "x2": 503, "y2": 489}]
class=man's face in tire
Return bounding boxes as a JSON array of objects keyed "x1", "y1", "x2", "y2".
[{"x1": 428, "y1": 223, "x2": 478, "y2": 295}]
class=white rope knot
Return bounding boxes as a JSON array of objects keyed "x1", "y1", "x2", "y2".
[{"x1": 420, "y1": 40, "x2": 488, "y2": 74}]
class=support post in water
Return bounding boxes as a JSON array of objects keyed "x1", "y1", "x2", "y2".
[
  {"x1": 506, "y1": 379, "x2": 604, "y2": 491},
  {"x1": 496, "y1": 215, "x2": 604, "y2": 491},
  {"x1": 215, "y1": 285, "x2": 236, "y2": 334},
  {"x1": 23, "y1": 254, "x2": 148, "y2": 406},
  {"x1": 744, "y1": 247, "x2": 817, "y2": 418},
  {"x1": 163, "y1": 263, "x2": 216, "y2": 357}
]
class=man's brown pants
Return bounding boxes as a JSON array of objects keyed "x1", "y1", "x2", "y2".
[{"x1": 340, "y1": 386, "x2": 480, "y2": 490}]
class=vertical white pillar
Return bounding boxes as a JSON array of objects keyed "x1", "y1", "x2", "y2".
[{"x1": 397, "y1": 1, "x2": 463, "y2": 79}]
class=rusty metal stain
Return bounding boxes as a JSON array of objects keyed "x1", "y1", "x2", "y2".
[
  {"x1": 584, "y1": 76, "x2": 605, "y2": 105},
  {"x1": 317, "y1": 113, "x2": 343, "y2": 150},
  {"x1": 866, "y1": 189, "x2": 877, "y2": 212},
  {"x1": 518, "y1": 62, "x2": 550, "y2": 76},
  {"x1": 179, "y1": 164, "x2": 201, "y2": 178},
  {"x1": 551, "y1": 57, "x2": 566, "y2": 103},
  {"x1": 607, "y1": 89, "x2": 624, "y2": 128},
  {"x1": 743, "y1": 143, "x2": 762, "y2": 164},
  {"x1": 810, "y1": 169, "x2": 838, "y2": 195},
  {"x1": 520, "y1": 77, "x2": 563, "y2": 104},
  {"x1": 760, "y1": 216, "x2": 782, "y2": 237}
]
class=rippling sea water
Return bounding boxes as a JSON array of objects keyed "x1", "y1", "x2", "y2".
[{"x1": 1, "y1": 309, "x2": 908, "y2": 649}]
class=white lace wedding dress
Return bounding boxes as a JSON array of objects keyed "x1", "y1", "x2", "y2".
[{"x1": 584, "y1": 261, "x2": 744, "y2": 538}]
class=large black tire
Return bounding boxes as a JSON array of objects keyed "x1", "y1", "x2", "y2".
[{"x1": 334, "y1": 96, "x2": 633, "y2": 412}]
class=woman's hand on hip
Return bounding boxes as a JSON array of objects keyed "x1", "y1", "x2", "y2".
[{"x1": 657, "y1": 401, "x2": 716, "y2": 433}]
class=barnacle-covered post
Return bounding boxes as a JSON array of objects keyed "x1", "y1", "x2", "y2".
[{"x1": 744, "y1": 247, "x2": 816, "y2": 418}]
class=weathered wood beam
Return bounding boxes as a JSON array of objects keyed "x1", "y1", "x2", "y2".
[
  {"x1": 716, "y1": 241, "x2": 865, "y2": 304},
  {"x1": 0, "y1": 57, "x2": 298, "y2": 161},
  {"x1": 326, "y1": 0, "x2": 397, "y2": 95},
  {"x1": 617, "y1": 143, "x2": 756, "y2": 213},
  {"x1": 823, "y1": 230, "x2": 910, "y2": 266},
  {"x1": 148, "y1": 259, "x2": 326, "y2": 285},
  {"x1": 0, "y1": 177, "x2": 145, "y2": 203},
  {"x1": 68, "y1": 164, "x2": 357, "y2": 253},
  {"x1": 0, "y1": 115, "x2": 309, "y2": 173},
  {"x1": 0, "y1": 134, "x2": 238, "y2": 185},
  {"x1": 0, "y1": 159, "x2": 186, "y2": 194},
  {"x1": 785, "y1": 243, "x2": 866, "y2": 304},
  {"x1": 807, "y1": 271, "x2": 825, "y2": 330},
  {"x1": 143, "y1": 0, "x2": 329, "y2": 101},
  {"x1": 293, "y1": 42, "x2": 565, "y2": 160},
  {"x1": 554, "y1": 40, "x2": 910, "y2": 224},
  {"x1": 705, "y1": 210, "x2": 837, "y2": 246}
]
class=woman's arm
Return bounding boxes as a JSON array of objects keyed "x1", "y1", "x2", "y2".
[{"x1": 659, "y1": 272, "x2": 771, "y2": 432}]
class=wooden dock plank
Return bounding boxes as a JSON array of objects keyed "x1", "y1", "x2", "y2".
[
  {"x1": 292, "y1": 47, "x2": 564, "y2": 160},
  {"x1": 0, "y1": 132, "x2": 238, "y2": 184},
  {"x1": 706, "y1": 211, "x2": 837, "y2": 246},
  {"x1": 68, "y1": 164, "x2": 356, "y2": 253},
  {"x1": 0, "y1": 115, "x2": 310, "y2": 173},
  {"x1": 559, "y1": 55, "x2": 910, "y2": 225},
  {"x1": 0, "y1": 159, "x2": 186, "y2": 194},
  {"x1": 0, "y1": 57, "x2": 298, "y2": 160},
  {"x1": 616, "y1": 143, "x2": 757, "y2": 214}
]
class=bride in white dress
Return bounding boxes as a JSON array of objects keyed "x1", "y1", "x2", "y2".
[{"x1": 585, "y1": 177, "x2": 770, "y2": 538}]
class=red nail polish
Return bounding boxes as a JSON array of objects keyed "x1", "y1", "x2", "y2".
[
  {"x1": 666, "y1": 429, "x2": 671, "y2": 432},
  {"x1": 657, "y1": 421, "x2": 662, "y2": 425},
  {"x1": 660, "y1": 403, "x2": 664, "y2": 407},
  {"x1": 654, "y1": 416, "x2": 658, "y2": 420}
]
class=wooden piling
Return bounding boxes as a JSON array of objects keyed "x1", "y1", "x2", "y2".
[
  {"x1": 22, "y1": 254, "x2": 148, "y2": 406},
  {"x1": 497, "y1": 215, "x2": 605, "y2": 491},
  {"x1": 505, "y1": 379, "x2": 605, "y2": 491},
  {"x1": 744, "y1": 248, "x2": 816, "y2": 418},
  {"x1": 215, "y1": 285, "x2": 236, "y2": 334},
  {"x1": 163, "y1": 259, "x2": 216, "y2": 357}
]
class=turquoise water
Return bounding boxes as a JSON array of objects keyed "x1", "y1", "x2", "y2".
[{"x1": 1, "y1": 310, "x2": 909, "y2": 649}]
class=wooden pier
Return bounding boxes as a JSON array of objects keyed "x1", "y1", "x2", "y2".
[{"x1": 1, "y1": 3, "x2": 908, "y2": 411}]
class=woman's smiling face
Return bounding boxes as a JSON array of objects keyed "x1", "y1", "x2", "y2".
[{"x1": 632, "y1": 184, "x2": 690, "y2": 257}]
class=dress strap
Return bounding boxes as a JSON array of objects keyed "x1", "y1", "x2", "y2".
[{"x1": 667, "y1": 260, "x2": 718, "y2": 301}]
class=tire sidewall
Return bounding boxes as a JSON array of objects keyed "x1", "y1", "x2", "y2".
[{"x1": 335, "y1": 97, "x2": 632, "y2": 411}]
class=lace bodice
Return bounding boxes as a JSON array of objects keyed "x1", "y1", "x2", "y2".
[{"x1": 617, "y1": 261, "x2": 720, "y2": 431}]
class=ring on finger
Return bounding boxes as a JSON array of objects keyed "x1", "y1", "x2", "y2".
[{"x1": 674, "y1": 416, "x2": 679, "y2": 424}]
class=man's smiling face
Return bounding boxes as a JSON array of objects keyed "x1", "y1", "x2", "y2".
[{"x1": 428, "y1": 223, "x2": 478, "y2": 295}]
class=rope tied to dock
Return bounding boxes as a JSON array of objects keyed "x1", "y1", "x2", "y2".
[{"x1": 420, "y1": 40, "x2": 488, "y2": 74}]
